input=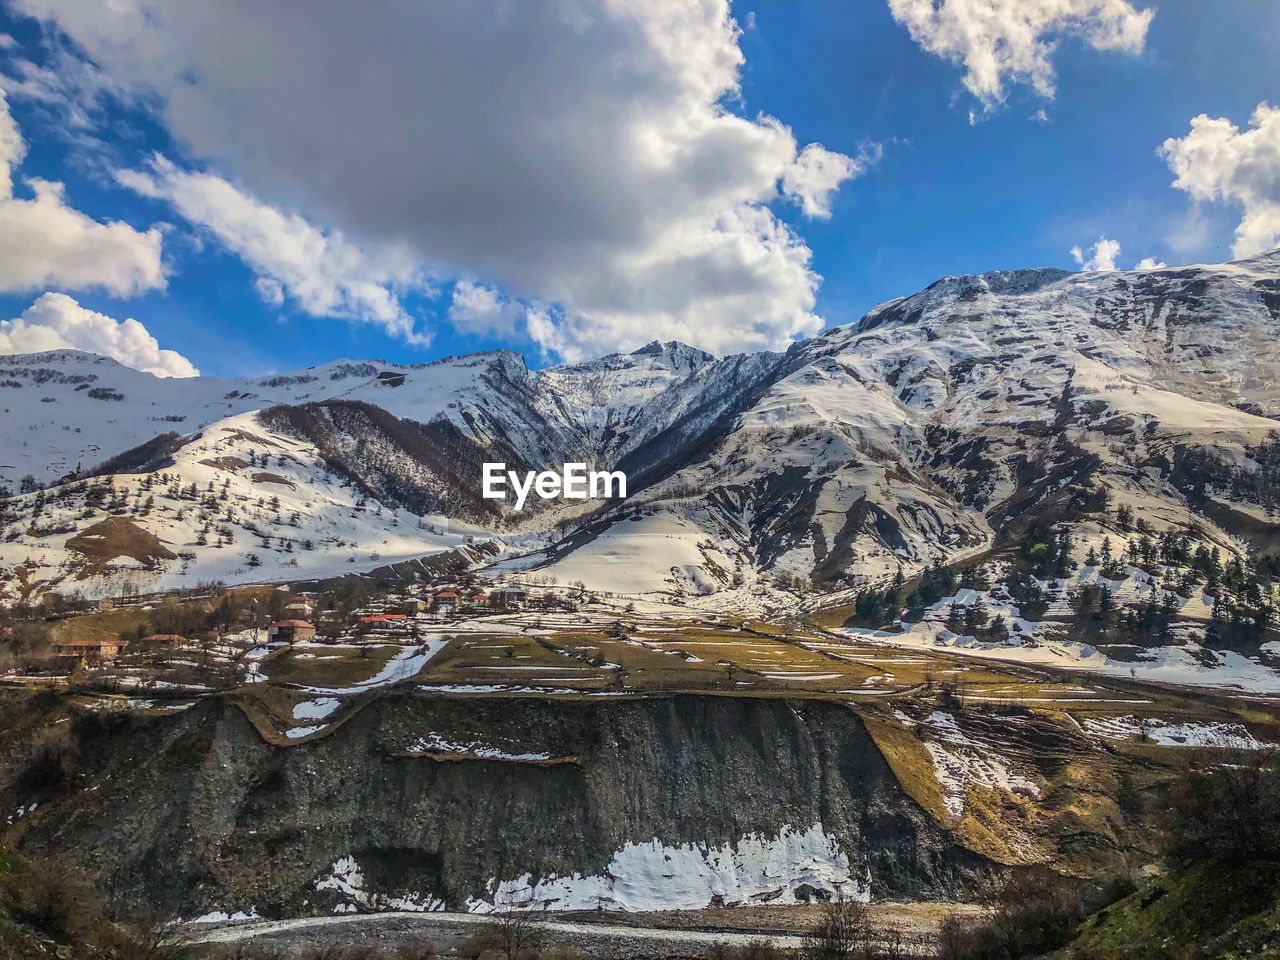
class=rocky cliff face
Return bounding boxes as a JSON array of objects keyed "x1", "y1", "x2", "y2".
[{"x1": 14, "y1": 694, "x2": 995, "y2": 918}]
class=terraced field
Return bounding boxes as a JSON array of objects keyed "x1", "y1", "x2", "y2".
[{"x1": 41, "y1": 605, "x2": 1279, "y2": 870}]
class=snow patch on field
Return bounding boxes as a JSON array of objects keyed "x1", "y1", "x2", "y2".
[
  {"x1": 285, "y1": 724, "x2": 327, "y2": 740},
  {"x1": 468, "y1": 823, "x2": 864, "y2": 912},
  {"x1": 1084, "y1": 716, "x2": 1265, "y2": 750},
  {"x1": 292, "y1": 697, "x2": 341, "y2": 721},
  {"x1": 841, "y1": 620, "x2": 1280, "y2": 694},
  {"x1": 296, "y1": 641, "x2": 444, "y2": 694},
  {"x1": 922, "y1": 711, "x2": 1040, "y2": 818},
  {"x1": 189, "y1": 908, "x2": 260, "y2": 925},
  {"x1": 417, "y1": 683, "x2": 635, "y2": 697}
]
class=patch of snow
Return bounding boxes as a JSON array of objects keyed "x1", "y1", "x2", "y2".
[
  {"x1": 1084, "y1": 715, "x2": 1265, "y2": 749},
  {"x1": 292, "y1": 697, "x2": 342, "y2": 721},
  {"x1": 286, "y1": 724, "x2": 328, "y2": 740},
  {"x1": 296, "y1": 640, "x2": 445, "y2": 695},
  {"x1": 315, "y1": 856, "x2": 444, "y2": 913},
  {"x1": 405, "y1": 733, "x2": 553, "y2": 761},
  {"x1": 922, "y1": 711, "x2": 1040, "y2": 818},
  {"x1": 468, "y1": 823, "x2": 865, "y2": 913},
  {"x1": 189, "y1": 908, "x2": 260, "y2": 925}
]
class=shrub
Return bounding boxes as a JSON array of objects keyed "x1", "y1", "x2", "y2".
[
  {"x1": 705, "y1": 940, "x2": 787, "y2": 960},
  {"x1": 24, "y1": 721, "x2": 81, "y2": 788},
  {"x1": 1165, "y1": 749, "x2": 1280, "y2": 865},
  {"x1": 800, "y1": 896, "x2": 873, "y2": 960},
  {"x1": 12, "y1": 854, "x2": 97, "y2": 942},
  {"x1": 929, "y1": 868, "x2": 1090, "y2": 960}
]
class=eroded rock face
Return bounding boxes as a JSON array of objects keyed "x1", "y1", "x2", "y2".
[{"x1": 17, "y1": 695, "x2": 995, "y2": 917}]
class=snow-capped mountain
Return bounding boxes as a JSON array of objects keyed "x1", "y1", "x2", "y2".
[
  {"x1": 3, "y1": 252, "x2": 1279, "y2": 649},
  {"x1": 522, "y1": 253, "x2": 1280, "y2": 597}
]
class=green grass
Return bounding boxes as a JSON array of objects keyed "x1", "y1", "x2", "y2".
[
  {"x1": 1063, "y1": 861, "x2": 1280, "y2": 959},
  {"x1": 0, "y1": 841, "x2": 175, "y2": 959},
  {"x1": 48, "y1": 607, "x2": 153, "y2": 645},
  {"x1": 257, "y1": 643, "x2": 402, "y2": 687}
]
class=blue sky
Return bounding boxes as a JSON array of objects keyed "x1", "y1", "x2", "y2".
[{"x1": 0, "y1": 1, "x2": 1276, "y2": 378}]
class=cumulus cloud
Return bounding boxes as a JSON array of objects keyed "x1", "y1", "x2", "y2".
[
  {"x1": 888, "y1": 0, "x2": 1153, "y2": 110},
  {"x1": 447, "y1": 280, "x2": 529, "y2": 339},
  {"x1": 12, "y1": 0, "x2": 873, "y2": 358},
  {"x1": 0, "y1": 89, "x2": 164, "y2": 296},
  {"x1": 782, "y1": 143, "x2": 880, "y2": 218},
  {"x1": 1159, "y1": 102, "x2": 1280, "y2": 259},
  {"x1": 526, "y1": 202, "x2": 824, "y2": 362},
  {"x1": 117, "y1": 157, "x2": 430, "y2": 344},
  {"x1": 0, "y1": 292, "x2": 198, "y2": 377},
  {"x1": 1071, "y1": 235, "x2": 1121, "y2": 271},
  {"x1": 1072, "y1": 238, "x2": 1171, "y2": 272}
]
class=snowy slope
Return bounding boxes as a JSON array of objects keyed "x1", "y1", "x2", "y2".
[
  {"x1": 1, "y1": 409, "x2": 489, "y2": 599},
  {"x1": 0, "y1": 350, "x2": 567, "y2": 491},
  {"x1": 523, "y1": 252, "x2": 1280, "y2": 612},
  {"x1": 3, "y1": 252, "x2": 1280, "y2": 626}
]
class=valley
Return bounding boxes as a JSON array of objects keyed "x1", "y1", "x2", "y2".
[
  {"x1": 2, "y1": 251, "x2": 1280, "y2": 957},
  {"x1": 1, "y1": 574, "x2": 1275, "y2": 956}
]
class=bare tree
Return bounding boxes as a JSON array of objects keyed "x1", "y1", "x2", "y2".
[
  {"x1": 482, "y1": 891, "x2": 545, "y2": 960},
  {"x1": 392, "y1": 935, "x2": 440, "y2": 960},
  {"x1": 935, "y1": 913, "x2": 974, "y2": 960},
  {"x1": 800, "y1": 895, "x2": 873, "y2": 960}
]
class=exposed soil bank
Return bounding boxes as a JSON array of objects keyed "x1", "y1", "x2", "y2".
[{"x1": 11, "y1": 693, "x2": 996, "y2": 918}]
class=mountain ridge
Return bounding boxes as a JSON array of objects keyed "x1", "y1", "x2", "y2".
[{"x1": 3, "y1": 251, "x2": 1280, "y2": 692}]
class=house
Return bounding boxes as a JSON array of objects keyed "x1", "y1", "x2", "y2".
[
  {"x1": 431, "y1": 589, "x2": 459, "y2": 615},
  {"x1": 400, "y1": 597, "x2": 428, "y2": 615},
  {"x1": 268, "y1": 619, "x2": 316, "y2": 643},
  {"x1": 465, "y1": 591, "x2": 488, "y2": 609},
  {"x1": 53, "y1": 638, "x2": 121, "y2": 663},
  {"x1": 96, "y1": 597, "x2": 115, "y2": 613},
  {"x1": 284, "y1": 596, "x2": 315, "y2": 618},
  {"x1": 488, "y1": 586, "x2": 526, "y2": 610},
  {"x1": 143, "y1": 633, "x2": 184, "y2": 646},
  {"x1": 358, "y1": 614, "x2": 407, "y2": 625}
]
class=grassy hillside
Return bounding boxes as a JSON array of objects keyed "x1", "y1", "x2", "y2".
[
  {"x1": 1058, "y1": 862, "x2": 1280, "y2": 960},
  {"x1": 0, "y1": 842, "x2": 185, "y2": 959}
]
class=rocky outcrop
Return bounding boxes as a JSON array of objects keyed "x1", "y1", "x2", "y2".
[{"x1": 15, "y1": 694, "x2": 996, "y2": 918}]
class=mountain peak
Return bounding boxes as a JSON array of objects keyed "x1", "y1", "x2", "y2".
[
  {"x1": 0, "y1": 348, "x2": 127, "y2": 369},
  {"x1": 630, "y1": 339, "x2": 716, "y2": 366}
]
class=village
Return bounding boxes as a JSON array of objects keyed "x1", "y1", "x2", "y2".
[{"x1": 0, "y1": 573, "x2": 563, "y2": 684}]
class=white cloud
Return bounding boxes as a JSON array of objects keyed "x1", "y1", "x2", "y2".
[
  {"x1": 447, "y1": 280, "x2": 528, "y2": 339},
  {"x1": 0, "y1": 292, "x2": 198, "y2": 377},
  {"x1": 782, "y1": 143, "x2": 880, "y2": 219},
  {"x1": 13, "y1": 0, "x2": 871, "y2": 358},
  {"x1": 1135, "y1": 256, "x2": 1167, "y2": 270},
  {"x1": 526, "y1": 202, "x2": 824, "y2": 362},
  {"x1": 0, "y1": 40, "x2": 124, "y2": 129},
  {"x1": 253, "y1": 276, "x2": 284, "y2": 307},
  {"x1": 1071, "y1": 235, "x2": 1121, "y2": 271},
  {"x1": 1159, "y1": 102, "x2": 1280, "y2": 259},
  {"x1": 524, "y1": 304, "x2": 564, "y2": 360},
  {"x1": 117, "y1": 157, "x2": 430, "y2": 344},
  {"x1": 888, "y1": 0, "x2": 1153, "y2": 110},
  {"x1": 0, "y1": 89, "x2": 164, "y2": 296}
]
